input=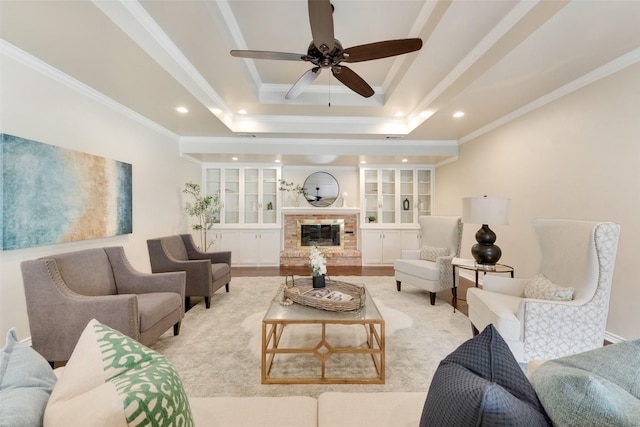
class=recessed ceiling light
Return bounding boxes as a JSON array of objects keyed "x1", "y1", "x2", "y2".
[
  {"x1": 453, "y1": 111, "x2": 465, "y2": 118},
  {"x1": 274, "y1": 159, "x2": 281, "y2": 163},
  {"x1": 402, "y1": 158, "x2": 408, "y2": 163},
  {"x1": 238, "y1": 109, "x2": 247, "y2": 115},
  {"x1": 176, "y1": 106, "x2": 189, "y2": 113},
  {"x1": 231, "y1": 157, "x2": 238, "y2": 161},
  {"x1": 360, "y1": 160, "x2": 367, "y2": 164}
]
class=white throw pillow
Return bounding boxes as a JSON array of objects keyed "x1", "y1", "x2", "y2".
[
  {"x1": 44, "y1": 319, "x2": 193, "y2": 427},
  {"x1": 524, "y1": 274, "x2": 574, "y2": 301},
  {"x1": 419, "y1": 246, "x2": 450, "y2": 262}
]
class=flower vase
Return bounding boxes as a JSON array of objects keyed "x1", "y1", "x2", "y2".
[{"x1": 312, "y1": 274, "x2": 326, "y2": 288}]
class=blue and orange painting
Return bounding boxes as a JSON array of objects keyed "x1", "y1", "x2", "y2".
[{"x1": 1, "y1": 134, "x2": 132, "y2": 250}]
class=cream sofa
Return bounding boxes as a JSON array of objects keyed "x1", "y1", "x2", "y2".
[
  {"x1": 3, "y1": 318, "x2": 639, "y2": 427},
  {"x1": 188, "y1": 392, "x2": 427, "y2": 427}
]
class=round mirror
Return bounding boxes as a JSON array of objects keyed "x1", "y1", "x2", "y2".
[{"x1": 303, "y1": 172, "x2": 339, "y2": 207}]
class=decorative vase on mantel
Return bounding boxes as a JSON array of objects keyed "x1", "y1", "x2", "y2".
[{"x1": 312, "y1": 274, "x2": 326, "y2": 288}]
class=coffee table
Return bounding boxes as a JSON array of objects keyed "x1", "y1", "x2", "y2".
[{"x1": 261, "y1": 282, "x2": 385, "y2": 384}]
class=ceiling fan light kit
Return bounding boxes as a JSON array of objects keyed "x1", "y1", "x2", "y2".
[{"x1": 230, "y1": 0, "x2": 422, "y2": 100}]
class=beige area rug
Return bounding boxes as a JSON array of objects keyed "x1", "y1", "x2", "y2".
[{"x1": 150, "y1": 276, "x2": 473, "y2": 398}]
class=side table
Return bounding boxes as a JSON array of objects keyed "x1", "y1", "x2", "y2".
[{"x1": 451, "y1": 258, "x2": 514, "y2": 311}]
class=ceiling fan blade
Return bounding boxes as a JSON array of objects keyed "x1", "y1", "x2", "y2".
[
  {"x1": 331, "y1": 65, "x2": 374, "y2": 98},
  {"x1": 230, "y1": 50, "x2": 305, "y2": 61},
  {"x1": 308, "y1": 0, "x2": 334, "y2": 53},
  {"x1": 285, "y1": 67, "x2": 322, "y2": 100},
  {"x1": 342, "y1": 38, "x2": 423, "y2": 63}
]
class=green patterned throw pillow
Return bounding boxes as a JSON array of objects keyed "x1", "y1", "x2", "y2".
[{"x1": 44, "y1": 319, "x2": 193, "y2": 427}]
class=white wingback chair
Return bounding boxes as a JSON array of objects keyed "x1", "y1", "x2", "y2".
[
  {"x1": 467, "y1": 219, "x2": 620, "y2": 363},
  {"x1": 394, "y1": 216, "x2": 463, "y2": 305}
]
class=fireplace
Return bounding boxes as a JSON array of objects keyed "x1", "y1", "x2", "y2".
[
  {"x1": 280, "y1": 212, "x2": 361, "y2": 267},
  {"x1": 297, "y1": 219, "x2": 344, "y2": 249}
]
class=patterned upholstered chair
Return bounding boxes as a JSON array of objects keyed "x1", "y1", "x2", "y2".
[
  {"x1": 21, "y1": 247, "x2": 185, "y2": 364},
  {"x1": 467, "y1": 219, "x2": 620, "y2": 363},
  {"x1": 147, "y1": 234, "x2": 231, "y2": 309},
  {"x1": 394, "y1": 216, "x2": 463, "y2": 305}
]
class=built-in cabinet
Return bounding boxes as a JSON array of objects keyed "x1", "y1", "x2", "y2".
[
  {"x1": 360, "y1": 166, "x2": 432, "y2": 225},
  {"x1": 360, "y1": 166, "x2": 433, "y2": 265},
  {"x1": 203, "y1": 164, "x2": 281, "y2": 266},
  {"x1": 201, "y1": 164, "x2": 434, "y2": 266},
  {"x1": 362, "y1": 229, "x2": 402, "y2": 264},
  {"x1": 204, "y1": 165, "x2": 281, "y2": 226}
]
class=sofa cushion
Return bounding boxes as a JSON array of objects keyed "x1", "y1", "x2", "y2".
[
  {"x1": 136, "y1": 292, "x2": 182, "y2": 332},
  {"x1": 318, "y1": 392, "x2": 427, "y2": 427},
  {"x1": 45, "y1": 319, "x2": 193, "y2": 427},
  {"x1": 211, "y1": 262, "x2": 230, "y2": 279},
  {"x1": 393, "y1": 259, "x2": 440, "y2": 281},
  {"x1": 190, "y1": 396, "x2": 317, "y2": 427},
  {"x1": 161, "y1": 235, "x2": 189, "y2": 261},
  {"x1": 530, "y1": 339, "x2": 640, "y2": 426},
  {"x1": 524, "y1": 273, "x2": 574, "y2": 301},
  {"x1": 419, "y1": 324, "x2": 550, "y2": 426},
  {"x1": 48, "y1": 248, "x2": 117, "y2": 296},
  {"x1": 419, "y1": 246, "x2": 449, "y2": 262},
  {"x1": 0, "y1": 328, "x2": 57, "y2": 427}
]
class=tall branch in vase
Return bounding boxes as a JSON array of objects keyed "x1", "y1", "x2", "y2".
[
  {"x1": 279, "y1": 179, "x2": 305, "y2": 206},
  {"x1": 183, "y1": 182, "x2": 220, "y2": 250}
]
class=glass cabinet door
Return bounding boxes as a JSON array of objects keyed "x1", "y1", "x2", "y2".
[
  {"x1": 380, "y1": 169, "x2": 396, "y2": 224},
  {"x1": 205, "y1": 168, "x2": 222, "y2": 224},
  {"x1": 416, "y1": 169, "x2": 432, "y2": 217},
  {"x1": 243, "y1": 168, "x2": 259, "y2": 224},
  {"x1": 399, "y1": 169, "x2": 415, "y2": 224},
  {"x1": 223, "y1": 168, "x2": 240, "y2": 224},
  {"x1": 261, "y1": 168, "x2": 278, "y2": 224},
  {"x1": 363, "y1": 169, "x2": 379, "y2": 224}
]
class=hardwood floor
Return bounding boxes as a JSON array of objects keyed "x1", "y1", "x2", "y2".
[{"x1": 231, "y1": 266, "x2": 473, "y2": 317}]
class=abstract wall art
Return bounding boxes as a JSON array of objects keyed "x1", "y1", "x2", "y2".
[{"x1": 1, "y1": 134, "x2": 132, "y2": 250}]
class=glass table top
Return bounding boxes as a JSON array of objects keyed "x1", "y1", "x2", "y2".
[{"x1": 264, "y1": 281, "x2": 382, "y2": 322}]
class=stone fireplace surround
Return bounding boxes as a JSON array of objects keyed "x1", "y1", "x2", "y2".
[{"x1": 280, "y1": 208, "x2": 361, "y2": 267}]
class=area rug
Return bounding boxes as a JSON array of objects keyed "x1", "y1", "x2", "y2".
[{"x1": 150, "y1": 276, "x2": 472, "y2": 398}]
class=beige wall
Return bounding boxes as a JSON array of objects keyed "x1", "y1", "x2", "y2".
[
  {"x1": 0, "y1": 54, "x2": 201, "y2": 340},
  {"x1": 435, "y1": 62, "x2": 640, "y2": 341}
]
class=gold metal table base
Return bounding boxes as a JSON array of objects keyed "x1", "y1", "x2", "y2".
[{"x1": 261, "y1": 318, "x2": 385, "y2": 385}]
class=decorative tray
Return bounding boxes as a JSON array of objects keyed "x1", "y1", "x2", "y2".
[{"x1": 282, "y1": 274, "x2": 366, "y2": 312}]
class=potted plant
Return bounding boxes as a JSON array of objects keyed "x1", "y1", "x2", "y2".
[
  {"x1": 183, "y1": 181, "x2": 220, "y2": 250},
  {"x1": 368, "y1": 215, "x2": 377, "y2": 223},
  {"x1": 309, "y1": 244, "x2": 327, "y2": 288},
  {"x1": 278, "y1": 179, "x2": 305, "y2": 206}
]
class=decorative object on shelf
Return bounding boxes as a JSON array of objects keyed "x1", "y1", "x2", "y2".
[
  {"x1": 267, "y1": 201, "x2": 273, "y2": 210},
  {"x1": 278, "y1": 179, "x2": 305, "y2": 206},
  {"x1": 368, "y1": 215, "x2": 377, "y2": 223},
  {"x1": 403, "y1": 198, "x2": 410, "y2": 210},
  {"x1": 341, "y1": 191, "x2": 348, "y2": 207},
  {"x1": 303, "y1": 172, "x2": 339, "y2": 207},
  {"x1": 183, "y1": 181, "x2": 220, "y2": 250},
  {"x1": 462, "y1": 195, "x2": 509, "y2": 265},
  {"x1": 309, "y1": 244, "x2": 327, "y2": 288}
]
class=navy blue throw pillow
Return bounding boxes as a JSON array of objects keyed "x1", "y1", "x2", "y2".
[{"x1": 419, "y1": 324, "x2": 550, "y2": 426}]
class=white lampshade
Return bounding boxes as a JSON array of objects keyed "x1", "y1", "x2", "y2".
[{"x1": 462, "y1": 196, "x2": 509, "y2": 225}]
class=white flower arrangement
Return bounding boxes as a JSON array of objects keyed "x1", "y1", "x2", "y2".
[{"x1": 309, "y1": 245, "x2": 327, "y2": 277}]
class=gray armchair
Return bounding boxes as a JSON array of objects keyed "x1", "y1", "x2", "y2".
[
  {"x1": 147, "y1": 234, "x2": 231, "y2": 309},
  {"x1": 20, "y1": 246, "x2": 185, "y2": 364}
]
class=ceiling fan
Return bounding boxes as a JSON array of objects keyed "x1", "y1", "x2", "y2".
[{"x1": 230, "y1": 0, "x2": 422, "y2": 99}]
